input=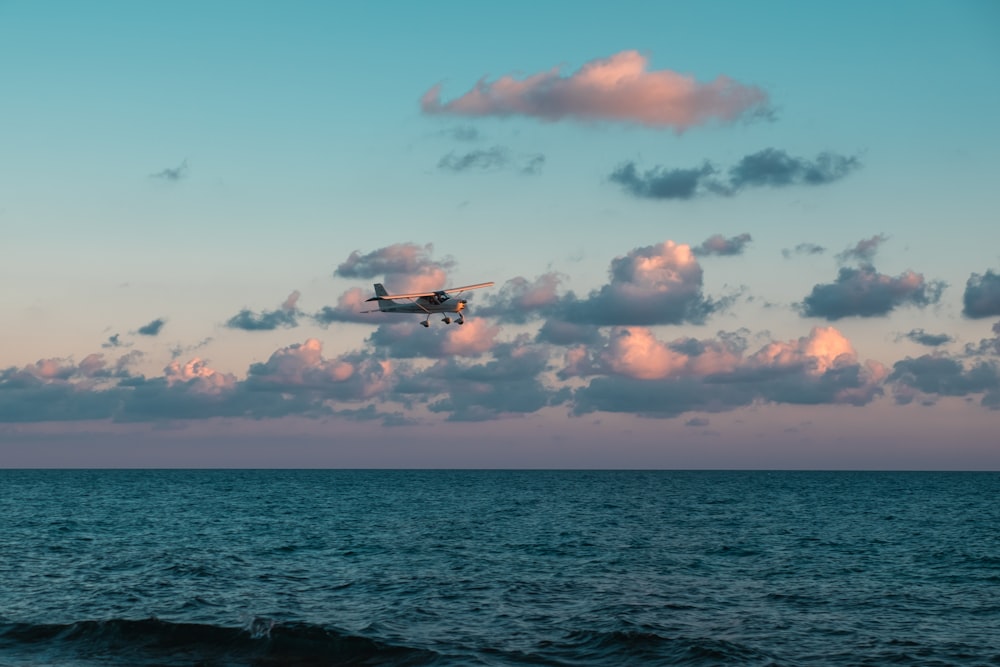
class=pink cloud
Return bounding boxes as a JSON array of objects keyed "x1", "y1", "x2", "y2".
[
  {"x1": 441, "y1": 318, "x2": 500, "y2": 356},
  {"x1": 247, "y1": 339, "x2": 392, "y2": 400},
  {"x1": 422, "y1": 51, "x2": 770, "y2": 130},
  {"x1": 164, "y1": 358, "x2": 236, "y2": 394},
  {"x1": 601, "y1": 327, "x2": 693, "y2": 380},
  {"x1": 568, "y1": 325, "x2": 885, "y2": 392},
  {"x1": 335, "y1": 243, "x2": 453, "y2": 294},
  {"x1": 559, "y1": 240, "x2": 723, "y2": 325},
  {"x1": 751, "y1": 326, "x2": 859, "y2": 375}
]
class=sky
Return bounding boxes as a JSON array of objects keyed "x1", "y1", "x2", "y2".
[{"x1": 2, "y1": 1, "x2": 999, "y2": 469}]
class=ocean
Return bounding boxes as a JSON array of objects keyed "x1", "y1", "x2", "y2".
[{"x1": 0, "y1": 470, "x2": 997, "y2": 666}]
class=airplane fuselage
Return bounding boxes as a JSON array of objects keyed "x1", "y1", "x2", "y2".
[{"x1": 376, "y1": 298, "x2": 467, "y2": 315}]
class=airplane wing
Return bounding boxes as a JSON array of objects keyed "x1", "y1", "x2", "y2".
[{"x1": 365, "y1": 282, "x2": 494, "y2": 301}]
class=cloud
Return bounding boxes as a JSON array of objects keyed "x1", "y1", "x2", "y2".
[
  {"x1": 554, "y1": 241, "x2": 727, "y2": 326},
  {"x1": 965, "y1": 321, "x2": 1000, "y2": 357},
  {"x1": 438, "y1": 146, "x2": 509, "y2": 172},
  {"x1": 899, "y1": 328, "x2": 953, "y2": 347},
  {"x1": 478, "y1": 273, "x2": 565, "y2": 323},
  {"x1": 782, "y1": 243, "x2": 826, "y2": 259},
  {"x1": 836, "y1": 234, "x2": 888, "y2": 264},
  {"x1": 164, "y1": 358, "x2": 237, "y2": 395},
  {"x1": 536, "y1": 320, "x2": 605, "y2": 346},
  {"x1": 609, "y1": 162, "x2": 717, "y2": 200},
  {"x1": 402, "y1": 338, "x2": 568, "y2": 422},
  {"x1": 169, "y1": 338, "x2": 212, "y2": 360},
  {"x1": 437, "y1": 146, "x2": 545, "y2": 174},
  {"x1": 366, "y1": 319, "x2": 500, "y2": 359},
  {"x1": 421, "y1": 50, "x2": 771, "y2": 131},
  {"x1": 226, "y1": 291, "x2": 301, "y2": 331},
  {"x1": 335, "y1": 243, "x2": 454, "y2": 294},
  {"x1": 693, "y1": 233, "x2": 752, "y2": 257},
  {"x1": 962, "y1": 270, "x2": 1000, "y2": 319},
  {"x1": 727, "y1": 149, "x2": 860, "y2": 188},
  {"x1": 150, "y1": 160, "x2": 188, "y2": 182},
  {"x1": 313, "y1": 287, "x2": 378, "y2": 325},
  {"x1": 446, "y1": 125, "x2": 479, "y2": 142},
  {"x1": 572, "y1": 326, "x2": 886, "y2": 417},
  {"x1": 137, "y1": 318, "x2": 166, "y2": 336},
  {"x1": 799, "y1": 265, "x2": 945, "y2": 320},
  {"x1": 102, "y1": 334, "x2": 130, "y2": 349},
  {"x1": 319, "y1": 244, "x2": 470, "y2": 326},
  {"x1": 245, "y1": 338, "x2": 393, "y2": 402},
  {"x1": 610, "y1": 149, "x2": 860, "y2": 200},
  {"x1": 889, "y1": 354, "x2": 1000, "y2": 409}
]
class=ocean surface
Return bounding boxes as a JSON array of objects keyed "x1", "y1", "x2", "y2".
[{"x1": 0, "y1": 470, "x2": 997, "y2": 666}]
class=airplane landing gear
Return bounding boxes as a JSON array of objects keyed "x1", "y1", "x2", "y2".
[
  {"x1": 420, "y1": 319, "x2": 430, "y2": 328},
  {"x1": 442, "y1": 317, "x2": 452, "y2": 324}
]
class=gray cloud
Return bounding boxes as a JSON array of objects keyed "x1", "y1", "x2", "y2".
[
  {"x1": 226, "y1": 292, "x2": 300, "y2": 331},
  {"x1": 610, "y1": 149, "x2": 860, "y2": 200},
  {"x1": 102, "y1": 334, "x2": 128, "y2": 349},
  {"x1": 900, "y1": 328, "x2": 953, "y2": 347},
  {"x1": 335, "y1": 243, "x2": 454, "y2": 280},
  {"x1": 169, "y1": 338, "x2": 212, "y2": 360},
  {"x1": 965, "y1": 321, "x2": 1000, "y2": 357},
  {"x1": 962, "y1": 270, "x2": 1000, "y2": 319},
  {"x1": 447, "y1": 125, "x2": 479, "y2": 142},
  {"x1": 889, "y1": 355, "x2": 1000, "y2": 409},
  {"x1": 535, "y1": 320, "x2": 605, "y2": 346},
  {"x1": 137, "y1": 318, "x2": 166, "y2": 336},
  {"x1": 478, "y1": 273, "x2": 565, "y2": 324},
  {"x1": 150, "y1": 160, "x2": 188, "y2": 182},
  {"x1": 437, "y1": 146, "x2": 545, "y2": 174},
  {"x1": 800, "y1": 265, "x2": 945, "y2": 320},
  {"x1": 782, "y1": 243, "x2": 826, "y2": 259},
  {"x1": 836, "y1": 234, "x2": 888, "y2": 264},
  {"x1": 693, "y1": 233, "x2": 752, "y2": 257},
  {"x1": 403, "y1": 340, "x2": 568, "y2": 422},
  {"x1": 608, "y1": 162, "x2": 716, "y2": 200},
  {"x1": 728, "y1": 149, "x2": 860, "y2": 188},
  {"x1": 438, "y1": 146, "x2": 509, "y2": 172}
]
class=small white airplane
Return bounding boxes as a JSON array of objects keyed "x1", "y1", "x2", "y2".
[{"x1": 363, "y1": 282, "x2": 494, "y2": 327}]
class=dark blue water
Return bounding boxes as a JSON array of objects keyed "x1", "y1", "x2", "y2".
[{"x1": 1, "y1": 470, "x2": 997, "y2": 666}]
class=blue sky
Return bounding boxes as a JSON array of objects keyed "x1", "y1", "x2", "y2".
[{"x1": 2, "y1": 1, "x2": 999, "y2": 468}]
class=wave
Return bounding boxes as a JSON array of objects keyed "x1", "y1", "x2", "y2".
[
  {"x1": 0, "y1": 617, "x2": 440, "y2": 666},
  {"x1": 525, "y1": 628, "x2": 780, "y2": 666}
]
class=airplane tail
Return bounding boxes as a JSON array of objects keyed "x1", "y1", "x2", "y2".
[{"x1": 372, "y1": 283, "x2": 393, "y2": 311}]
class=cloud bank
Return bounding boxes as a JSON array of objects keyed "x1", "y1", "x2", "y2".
[
  {"x1": 4, "y1": 241, "x2": 997, "y2": 428},
  {"x1": 422, "y1": 50, "x2": 771, "y2": 131}
]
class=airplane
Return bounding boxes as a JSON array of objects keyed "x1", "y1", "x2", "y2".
[{"x1": 363, "y1": 282, "x2": 494, "y2": 327}]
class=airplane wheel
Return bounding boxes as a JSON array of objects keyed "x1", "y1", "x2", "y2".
[
  {"x1": 443, "y1": 317, "x2": 452, "y2": 324},
  {"x1": 420, "y1": 321, "x2": 429, "y2": 328},
  {"x1": 457, "y1": 320, "x2": 464, "y2": 325}
]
